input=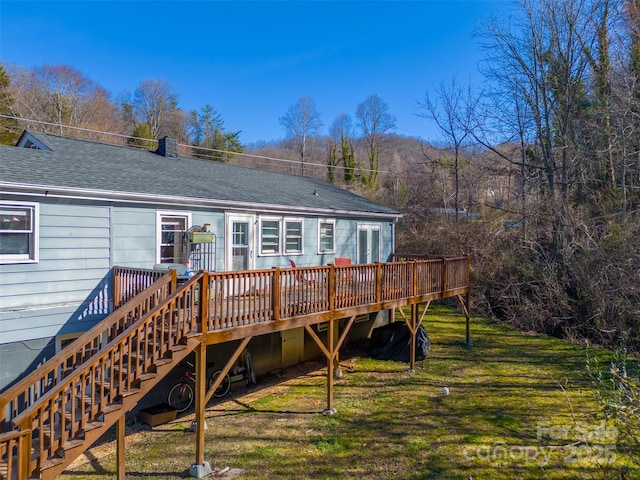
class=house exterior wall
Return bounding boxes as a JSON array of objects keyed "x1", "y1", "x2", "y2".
[{"x1": 0, "y1": 195, "x2": 395, "y2": 392}]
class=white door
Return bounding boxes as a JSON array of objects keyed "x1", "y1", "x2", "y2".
[
  {"x1": 226, "y1": 214, "x2": 255, "y2": 271},
  {"x1": 357, "y1": 224, "x2": 381, "y2": 264},
  {"x1": 225, "y1": 214, "x2": 256, "y2": 296}
]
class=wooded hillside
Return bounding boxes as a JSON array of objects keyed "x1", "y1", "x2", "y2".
[{"x1": 1, "y1": 0, "x2": 638, "y2": 353}]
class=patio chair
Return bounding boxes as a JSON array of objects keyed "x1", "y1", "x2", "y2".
[{"x1": 288, "y1": 259, "x2": 316, "y2": 284}]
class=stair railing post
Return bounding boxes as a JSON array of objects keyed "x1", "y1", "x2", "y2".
[{"x1": 113, "y1": 267, "x2": 121, "y2": 310}]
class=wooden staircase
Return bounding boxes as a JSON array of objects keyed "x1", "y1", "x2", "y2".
[{"x1": 0, "y1": 269, "x2": 203, "y2": 480}]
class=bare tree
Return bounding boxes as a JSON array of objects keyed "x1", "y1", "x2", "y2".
[
  {"x1": 123, "y1": 78, "x2": 183, "y2": 140},
  {"x1": 417, "y1": 78, "x2": 478, "y2": 222},
  {"x1": 279, "y1": 96, "x2": 323, "y2": 176},
  {"x1": 327, "y1": 113, "x2": 356, "y2": 184},
  {"x1": 7, "y1": 64, "x2": 122, "y2": 138},
  {"x1": 355, "y1": 94, "x2": 396, "y2": 190},
  {"x1": 480, "y1": 0, "x2": 596, "y2": 258}
]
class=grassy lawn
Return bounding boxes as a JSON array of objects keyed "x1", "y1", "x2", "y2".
[{"x1": 60, "y1": 306, "x2": 637, "y2": 479}]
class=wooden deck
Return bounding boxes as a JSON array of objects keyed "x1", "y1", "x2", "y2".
[{"x1": 0, "y1": 255, "x2": 470, "y2": 480}]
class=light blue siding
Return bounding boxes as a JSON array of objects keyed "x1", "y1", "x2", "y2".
[
  {"x1": 111, "y1": 207, "x2": 156, "y2": 267},
  {"x1": 0, "y1": 197, "x2": 396, "y2": 392},
  {"x1": 0, "y1": 202, "x2": 110, "y2": 316}
]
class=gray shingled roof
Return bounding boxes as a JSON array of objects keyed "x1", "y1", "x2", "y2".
[{"x1": 0, "y1": 131, "x2": 400, "y2": 218}]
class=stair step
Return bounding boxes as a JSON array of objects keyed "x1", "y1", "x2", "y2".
[
  {"x1": 113, "y1": 364, "x2": 135, "y2": 375},
  {"x1": 138, "y1": 372, "x2": 157, "y2": 382},
  {"x1": 102, "y1": 404, "x2": 122, "y2": 415},
  {"x1": 63, "y1": 437, "x2": 85, "y2": 452},
  {"x1": 82, "y1": 420, "x2": 105, "y2": 432},
  {"x1": 118, "y1": 388, "x2": 141, "y2": 398},
  {"x1": 39, "y1": 455, "x2": 65, "y2": 472}
]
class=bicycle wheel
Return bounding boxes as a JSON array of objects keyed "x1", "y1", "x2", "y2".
[
  {"x1": 167, "y1": 382, "x2": 194, "y2": 412},
  {"x1": 208, "y1": 370, "x2": 231, "y2": 398}
]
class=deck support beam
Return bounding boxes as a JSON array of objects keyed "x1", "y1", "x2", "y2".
[
  {"x1": 204, "y1": 337, "x2": 252, "y2": 405},
  {"x1": 304, "y1": 315, "x2": 356, "y2": 414},
  {"x1": 457, "y1": 293, "x2": 472, "y2": 345},
  {"x1": 398, "y1": 301, "x2": 432, "y2": 370},
  {"x1": 116, "y1": 414, "x2": 125, "y2": 480},
  {"x1": 194, "y1": 342, "x2": 207, "y2": 466}
]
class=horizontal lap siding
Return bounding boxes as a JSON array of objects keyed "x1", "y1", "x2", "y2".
[
  {"x1": 111, "y1": 207, "x2": 156, "y2": 267},
  {"x1": 0, "y1": 202, "x2": 111, "y2": 343}
]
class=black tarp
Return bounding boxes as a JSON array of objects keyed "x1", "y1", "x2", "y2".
[{"x1": 368, "y1": 322, "x2": 430, "y2": 362}]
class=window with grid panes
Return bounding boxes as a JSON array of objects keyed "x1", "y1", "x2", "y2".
[
  {"x1": 0, "y1": 202, "x2": 38, "y2": 263},
  {"x1": 284, "y1": 220, "x2": 303, "y2": 254},
  {"x1": 318, "y1": 220, "x2": 335, "y2": 253},
  {"x1": 260, "y1": 219, "x2": 280, "y2": 254}
]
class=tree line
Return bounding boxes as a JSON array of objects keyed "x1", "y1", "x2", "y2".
[
  {"x1": 0, "y1": 62, "x2": 397, "y2": 191},
  {"x1": 0, "y1": 64, "x2": 242, "y2": 160}
]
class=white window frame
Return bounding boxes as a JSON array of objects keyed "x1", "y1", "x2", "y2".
[
  {"x1": 284, "y1": 218, "x2": 304, "y2": 255},
  {"x1": 156, "y1": 211, "x2": 191, "y2": 264},
  {"x1": 225, "y1": 213, "x2": 256, "y2": 271},
  {"x1": 259, "y1": 216, "x2": 281, "y2": 256},
  {"x1": 0, "y1": 200, "x2": 39, "y2": 264},
  {"x1": 317, "y1": 218, "x2": 335, "y2": 254}
]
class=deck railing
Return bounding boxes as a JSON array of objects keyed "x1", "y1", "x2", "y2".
[
  {"x1": 203, "y1": 256, "x2": 470, "y2": 331},
  {"x1": 9, "y1": 274, "x2": 200, "y2": 474},
  {"x1": 0, "y1": 256, "x2": 470, "y2": 479},
  {"x1": 0, "y1": 268, "x2": 175, "y2": 434},
  {"x1": 113, "y1": 266, "x2": 169, "y2": 309}
]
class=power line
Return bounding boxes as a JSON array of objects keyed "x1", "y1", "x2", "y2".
[{"x1": 0, "y1": 114, "x2": 389, "y2": 174}]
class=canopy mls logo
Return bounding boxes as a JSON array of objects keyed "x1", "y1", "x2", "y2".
[{"x1": 462, "y1": 421, "x2": 618, "y2": 466}]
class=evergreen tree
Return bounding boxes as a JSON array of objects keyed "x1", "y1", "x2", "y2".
[{"x1": 0, "y1": 63, "x2": 21, "y2": 145}]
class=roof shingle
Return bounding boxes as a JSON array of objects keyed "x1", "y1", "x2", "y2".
[{"x1": 0, "y1": 131, "x2": 400, "y2": 218}]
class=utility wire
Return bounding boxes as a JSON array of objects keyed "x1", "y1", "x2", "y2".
[{"x1": 1, "y1": 114, "x2": 388, "y2": 174}]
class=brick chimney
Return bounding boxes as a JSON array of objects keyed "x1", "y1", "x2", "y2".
[{"x1": 156, "y1": 136, "x2": 178, "y2": 158}]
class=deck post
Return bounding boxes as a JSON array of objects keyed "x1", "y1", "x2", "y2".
[
  {"x1": 328, "y1": 264, "x2": 335, "y2": 311},
  {"x1": 409, "y1": 303, "x2": 417, "y2": 371},
  {"x1": 170, "y1": 268, "x2": 177, "y2": 292},
  {"x1": 332, "y1": 316, "x2": 341, "y2": 378},
  {"x1": 442, "y1": 258, "x2": 448, "y2": 297},
  {"x1": 113, "y1": 267, "x2": 120, "y2": 310},
  {"x1": 191, "y1": 272, "x2": 212, "y2": 478},
  {"x1": 272, "y1": 267, "x2": 281, "y2": 322},
  {"x1": 466, "y1": 255, "x2": 471, "y2": 345},
  {"x1": 191, "y1": 342, "x2": 212, "y2": 478},
  {"x1": 466, "y1": 292, "x2": 471, "y2": 345},
  {"x1": 326, "y1": 319, "x2": 335, "y2": 414},
  {"x1": 116, "y1": 414, "x2": 125, "y2": 479}
]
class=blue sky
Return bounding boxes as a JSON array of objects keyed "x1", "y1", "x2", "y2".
[{"x1": 0, "y1": 1, "x2": 512, "y2": 145}]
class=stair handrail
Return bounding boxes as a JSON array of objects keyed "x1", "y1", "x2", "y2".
[
  {"x1": 10, "y1": 273, "x2": 202, "y2": 474},
  {"x1": 0, "y1": 269, "x2": 176, "y2": 433}
]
